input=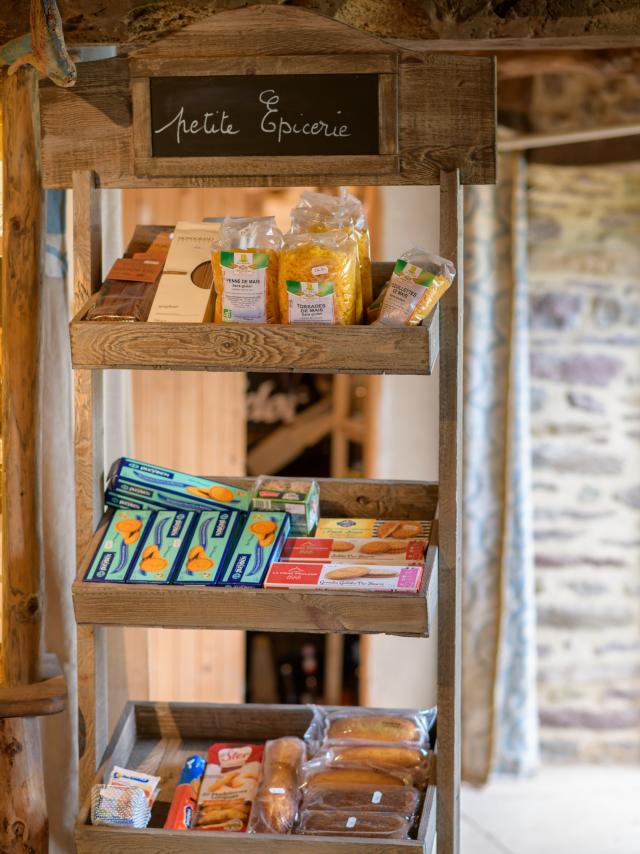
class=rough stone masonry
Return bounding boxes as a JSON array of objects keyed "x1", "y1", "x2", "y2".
[{"x1": 528, "y1": 162, "x2": 640, "y2": 763}]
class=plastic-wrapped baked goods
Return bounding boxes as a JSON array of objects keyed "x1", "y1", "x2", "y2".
[
  {"x1": 302, "y1": 784, "x2": 420, "y2": 819},
  {"x1": 212, "y1": 216, "x2": 282, "y2": 324},
  {"x1": 249, "y1": 737, "x2": 306, "y2": 834},
  {"x1": 324, "y1": 709, "x2": 431, "y2": 747},
  {"x1": 296, "y1": 809, "x2": 412, "y2": 839},
  {"x1": 278, "y1": 230, "x2": 358, "y2": 325},
  {"x1": 322, "y1": 744, "x2": 431, "y2": 784},
  {"x1": 303, "y1": 761, "x2": 410, "y2": 789},
  {"x1": 373, "y1": 248, "x2": 455, "y2": 327}
]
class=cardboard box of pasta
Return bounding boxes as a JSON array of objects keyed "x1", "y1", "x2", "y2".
[
  {"x1": 107, "y1": 457, "x2": 250, "y2": 514},
  {"x1": 316, "y1": 518, "x2": 431, "y2": 541},
  {"x1": 251, "y1": 476, "x2": 319, "y2": 536},
  {"x1": 281, "y1": 536, "x2": 427, "y2": 566},
  {"x1": 84, "y1": 509, "x2": 155, "y2": 583},
  {"x1": 127, "y1": 509, "x2": 197, "y2": 584},
  {"x1": 216, "y1": 511, "x2": 290, "y2": 586},
  {"x1": 265, "y1": 561, "x2": 424, "y2": 593},
  {"x1": 173, "y1": 509, "x2": 244, "y2": 585},
  {"x1": 147, "y1": 221, "x2": 219, "y2": 322}
]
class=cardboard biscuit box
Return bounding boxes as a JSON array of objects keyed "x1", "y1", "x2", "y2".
[
  {"x1": 281, "y1": 536, "x2": 427, "y2": 566},
  {"x1": 251, "y1": 477, "x2": 319, "y2": 537},
  {"x1": 265, "y1": 561, "x2": 424, "y2": 593},
  {"x1": 127, "y1": 510, "x2": 197, "y2": 584},
  {"x1": 148, "y1": 221, "x2": 220, "y2": 322},
  {"x1": 315, "y1": 518, "x2": 431, "y2": 540},
  {"x1": 217, "y1": 511, "x2": 290, "y2": 586},
  {"x1": 84, "y1": 509, "x2": 155, "y2": 583},
  {"x1": 173, "y1": 509, "x2": 244, "y2": 585}
]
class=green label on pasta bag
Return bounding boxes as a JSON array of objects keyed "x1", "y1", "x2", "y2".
[
  {"x1": 287, "y1": 280, "x2": 336, "y2": 324},
  {"x1": 382, "y1": 260, "x2": 437, "y2": 319},
  {"x1": 220, "y1": 251, "x2": 269, "y2": 322}
]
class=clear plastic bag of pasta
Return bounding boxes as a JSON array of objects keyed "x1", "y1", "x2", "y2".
[
  {"x1": 212, "y1": 216, "x2": 283, "y2": 324},
  {"x1": 295, "y1": 189, "x2": 372, "y2": 317},
  {"x1": 279, "y1": 230, "x2": 358, "y2": 325},
  {"x1": 373, "y1": 248, "x2": 455, "y2": 327}
]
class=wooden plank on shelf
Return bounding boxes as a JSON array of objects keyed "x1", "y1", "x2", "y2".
[
  {"x1": 39, "y1": 7, "x2": 495, "y2": 188},
  {"x1": 69, "y1": 310, "x2": 438, "y2": 375},
  {"x1": 73, "y1": 170, "x2": 108, "y2": 805},
  {"x1": 437, "y1": 170, "x2": 463, "y2": 854}
]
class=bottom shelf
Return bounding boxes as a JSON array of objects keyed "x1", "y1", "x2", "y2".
[{"x1": 76, "y1": 701, "x2": 436, "y2": 854}]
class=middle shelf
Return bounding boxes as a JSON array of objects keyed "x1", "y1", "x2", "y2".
[{"x1": 73, "y1": 477, "x2": 438, "y2": 638}]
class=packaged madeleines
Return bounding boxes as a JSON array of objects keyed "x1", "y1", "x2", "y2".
[
  {"x1": 212, "y1": 216, "x2": 282, "y2": 324},
  {"x1": 279, "y1": 230, "x2": 358, "y2": 325},
  {"x1": 374, "y1": 248, "x2": 455, "y2": 327}
]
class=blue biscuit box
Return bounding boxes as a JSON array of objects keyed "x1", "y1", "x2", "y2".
[
  {"x1": 173, "y1": 509, "x2": 244, "y2": 585},
  {"x1": 84, "y1": 509, "x2": 154, "y2": 583},
  {"x1": 217, "y1": 511, "x2": 290, "y2": 587},
  {"x1": 126, "y1": 510, "x2": 197, "y2": 584}
]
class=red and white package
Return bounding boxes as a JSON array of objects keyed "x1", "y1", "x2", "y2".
[
  {"x1": 194, "y1": 743, "x2": 264, "y2": 832},
  {"x1": 264, "y1": 562, "x2": 423, "y2": 593}
]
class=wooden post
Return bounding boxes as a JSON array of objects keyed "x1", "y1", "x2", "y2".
[
  {"x1": 0, "y1": 65, "x2": 48, "y2": 852},
  {"x1": 72, "y1": 170, "x2": 106, "y2": 803},
  {"x1": 437, "y1": 169, "x2": 463, "y2": 854}
]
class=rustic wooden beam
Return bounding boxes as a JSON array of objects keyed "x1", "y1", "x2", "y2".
[
  {"x1": 500, "y1": 122, "x2": 640, "y2": 151},
  {"x1": 0, "y1": 63, "x2": 48, "y2": 853}
]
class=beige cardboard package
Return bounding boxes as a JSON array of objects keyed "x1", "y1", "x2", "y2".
[{"x1": 148, "y1": 221, "x2": 220, "y2": 322}]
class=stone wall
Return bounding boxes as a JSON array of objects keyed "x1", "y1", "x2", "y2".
[{"x1": 528, "y1": 162, "x2": 640, "y2": 763}]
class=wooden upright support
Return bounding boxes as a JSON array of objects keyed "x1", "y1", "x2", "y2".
[
  {"x1": 72, "y1": 170, "x2": 106, "y2": 803},
  {"x1": 0, "y1": 65, "x2": 48, "y2": 852},
  {"x1": 437, "y1": 169, "x2": 463, "y2": 854}
]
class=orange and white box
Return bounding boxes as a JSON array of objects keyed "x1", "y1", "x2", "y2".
[
  {"x1": 281, "y1": 537, "x2": 426, "y2": 566},
  {"x1": 316, "y1": 518, "x2": 431, "y2": 540},
  {"x1": 264, "y1": 561, "x2": 424, "y2": 593}
]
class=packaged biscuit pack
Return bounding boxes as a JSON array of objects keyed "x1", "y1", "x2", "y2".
[
  {"x1": 126, "y1": 510, "x2": 197, "y2": 583},
  {"x1": 301, "y1": 759, "x2": 411, "y2": 790},
  {"x1": 323, "y1": 708, "x2": 436, "y2": 749},
  {"x1": 212, "y1": 216, "x2": 283, "y2": 324},
  {"x1": 320, "y1": 744, "x2": 431, "y2": 785},
  {"x1": 173, "y1": 509, "x2": 244, "y2": 585},
  {"x1": 84, "y1": 509, "x2": 154, "y2": 583},
  {"x1": 296, "y1": 809, "x2": 412, "y2": 839},
  {"x1": 248, "y1": 737, "x2": 306, "y2": 834},
  {"x1": 281, "y1": 536, "x2": 426, "y2": 566},
  {"x1": 164, "y1": 755, "x2": 207, "y2": 830},
  {"x1": 195, "y1": 743, "x2": 264, "y2": 832},
  {"x1": 372, "y1": 248, "x2": 455, "y2": 327},
  {"x1": 302, "y1": 783, "x2": 420, "y2": 818},
  {"x1": 251, "y1": 476, "x2": 319, "y2": 536},
  {"x1": 217, "y1": 511, "x2": 290, "y2": 586},
  {"x1": 278, "y1": 230, "x2": 358, "y2": 325},
  {"x1": 107, "y1": 457, "x2": 250, "y2": 514},
  {"x1": 316, "y1": 518, "x2": 431, "y2": 540},
  {"x1": 264, "y1": 561, "x2": 424, "y2": 594}
]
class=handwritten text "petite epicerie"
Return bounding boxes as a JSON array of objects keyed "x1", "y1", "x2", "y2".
[{"x1": 154, "y1": 89, "x2": 351, "y2": 145}]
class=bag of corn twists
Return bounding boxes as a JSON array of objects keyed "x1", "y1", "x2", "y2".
[{"x1": 374, "y1": 248, "x2": 455, "y2": 327}]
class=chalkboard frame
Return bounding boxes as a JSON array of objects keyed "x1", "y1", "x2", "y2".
[{"x1": 131, "y1": 54, "x2": 399, "y2": 179}]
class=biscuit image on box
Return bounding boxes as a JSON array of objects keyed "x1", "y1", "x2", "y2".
[
  {"x1": 84, "y1": 510, "x2": 154, "y2": 583},
  {"x1": 218, "y1": 511, "x2": 290, "y2": 586},
  {"x1": 174, "y1": 509, "x2": 244, "y2": 585},
  {"x1": 127, "y1": 510, "x2": 197, "y2": 584},
  {"x1": 251, "y1": 476, "x2": 319, "y2": 536},
  {"x1": 316, "y1": 518, "x2": 431, "y2": 540},
  {"x1": 281, "y1": 536, "x2": 427, "y2": 566},
  {"x1": 265, "y1": 561, "x2": 423, "y2": 593}
]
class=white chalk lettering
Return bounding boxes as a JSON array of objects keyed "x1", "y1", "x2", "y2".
[
  {"x1": 259, "y1": 90, "x2": 351, "y2": 144},
  {"x1": 154, "y1": 105, "x2": 239, "y2": 144}
]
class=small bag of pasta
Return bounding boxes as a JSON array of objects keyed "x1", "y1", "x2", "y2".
[
  {"x1": 212, "y1": 216, "x2": 282, "y2": 324},
  {"x1": 279, "y1": 230, "x2": 358, "y2": 326},
  {"x1": 374, "y1": 248, "x2": 455, "y2": 327}
]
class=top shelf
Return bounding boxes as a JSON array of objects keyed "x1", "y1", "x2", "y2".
[{"x1": 70, "y1": 261, "x2": 439, "y2": 375}]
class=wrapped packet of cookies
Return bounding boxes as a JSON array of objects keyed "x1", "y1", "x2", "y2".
[
  {"x1": 248, "y1": 737, "x2": 306, "y2": 834},
  {"x1": 194, "y1": 743, "x2": 264, "y2": 832},
  {"x1": 323, "y1": 708, "x2": 435, "y2": 749},
  {"x1": 373, "y1": 248, "x2": 455, "y2": 327}
]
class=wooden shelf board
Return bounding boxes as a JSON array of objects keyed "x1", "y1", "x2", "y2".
[
  {"x1": 76, "y1": 701, "x2": 435, "y2": 853},
  {"x1": 70, "y1": 307, "x2": 438, "y2": 375},
  {"x1": 73, "y1": 478, "x2": 438, "y2": 638}
]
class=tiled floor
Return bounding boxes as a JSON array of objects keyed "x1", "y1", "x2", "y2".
[{"x1": 461, "y1": 765, "x2": 640, "y2": 854}]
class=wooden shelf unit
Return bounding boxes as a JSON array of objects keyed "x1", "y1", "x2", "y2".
[
  {"x1": 76, "y1": 701, "x2": 437, "y2": 853},
  {"x1": 35, "y1": 5, "x2": 498, "y2": 852}
]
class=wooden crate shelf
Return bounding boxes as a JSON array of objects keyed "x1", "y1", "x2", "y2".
[
  {"x1": 73, "y1": 477, "x2": 438, "y2": 637},
  {"x1": 69, "y1": 260, "x2": 439, "y2": 375},
  {"x1": 76, "y1": 701, "x2": 436, "y2": 854}
]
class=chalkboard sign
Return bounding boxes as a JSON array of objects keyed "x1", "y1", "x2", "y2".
[{"x1": 149, "y1": 74, "x2": 380, "y2": 158}]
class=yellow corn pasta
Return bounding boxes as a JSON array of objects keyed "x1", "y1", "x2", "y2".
[
  {"x1": 212, "y1": 216, "x2": 282, "y2": 324},
  {"x1": 374, "y1": 248, "x2": 455, "y2": 327},
  {"x1": 278, "y1": 230, "x2": 358, "y2": 325}
]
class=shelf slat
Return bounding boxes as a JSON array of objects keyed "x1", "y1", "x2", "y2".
[
  {"x1": 70, "y1": 308, "x2": 438, "y2": 375},
  {"x1": 73, "y1": 478, "x2": 438, "y2": 638}
]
